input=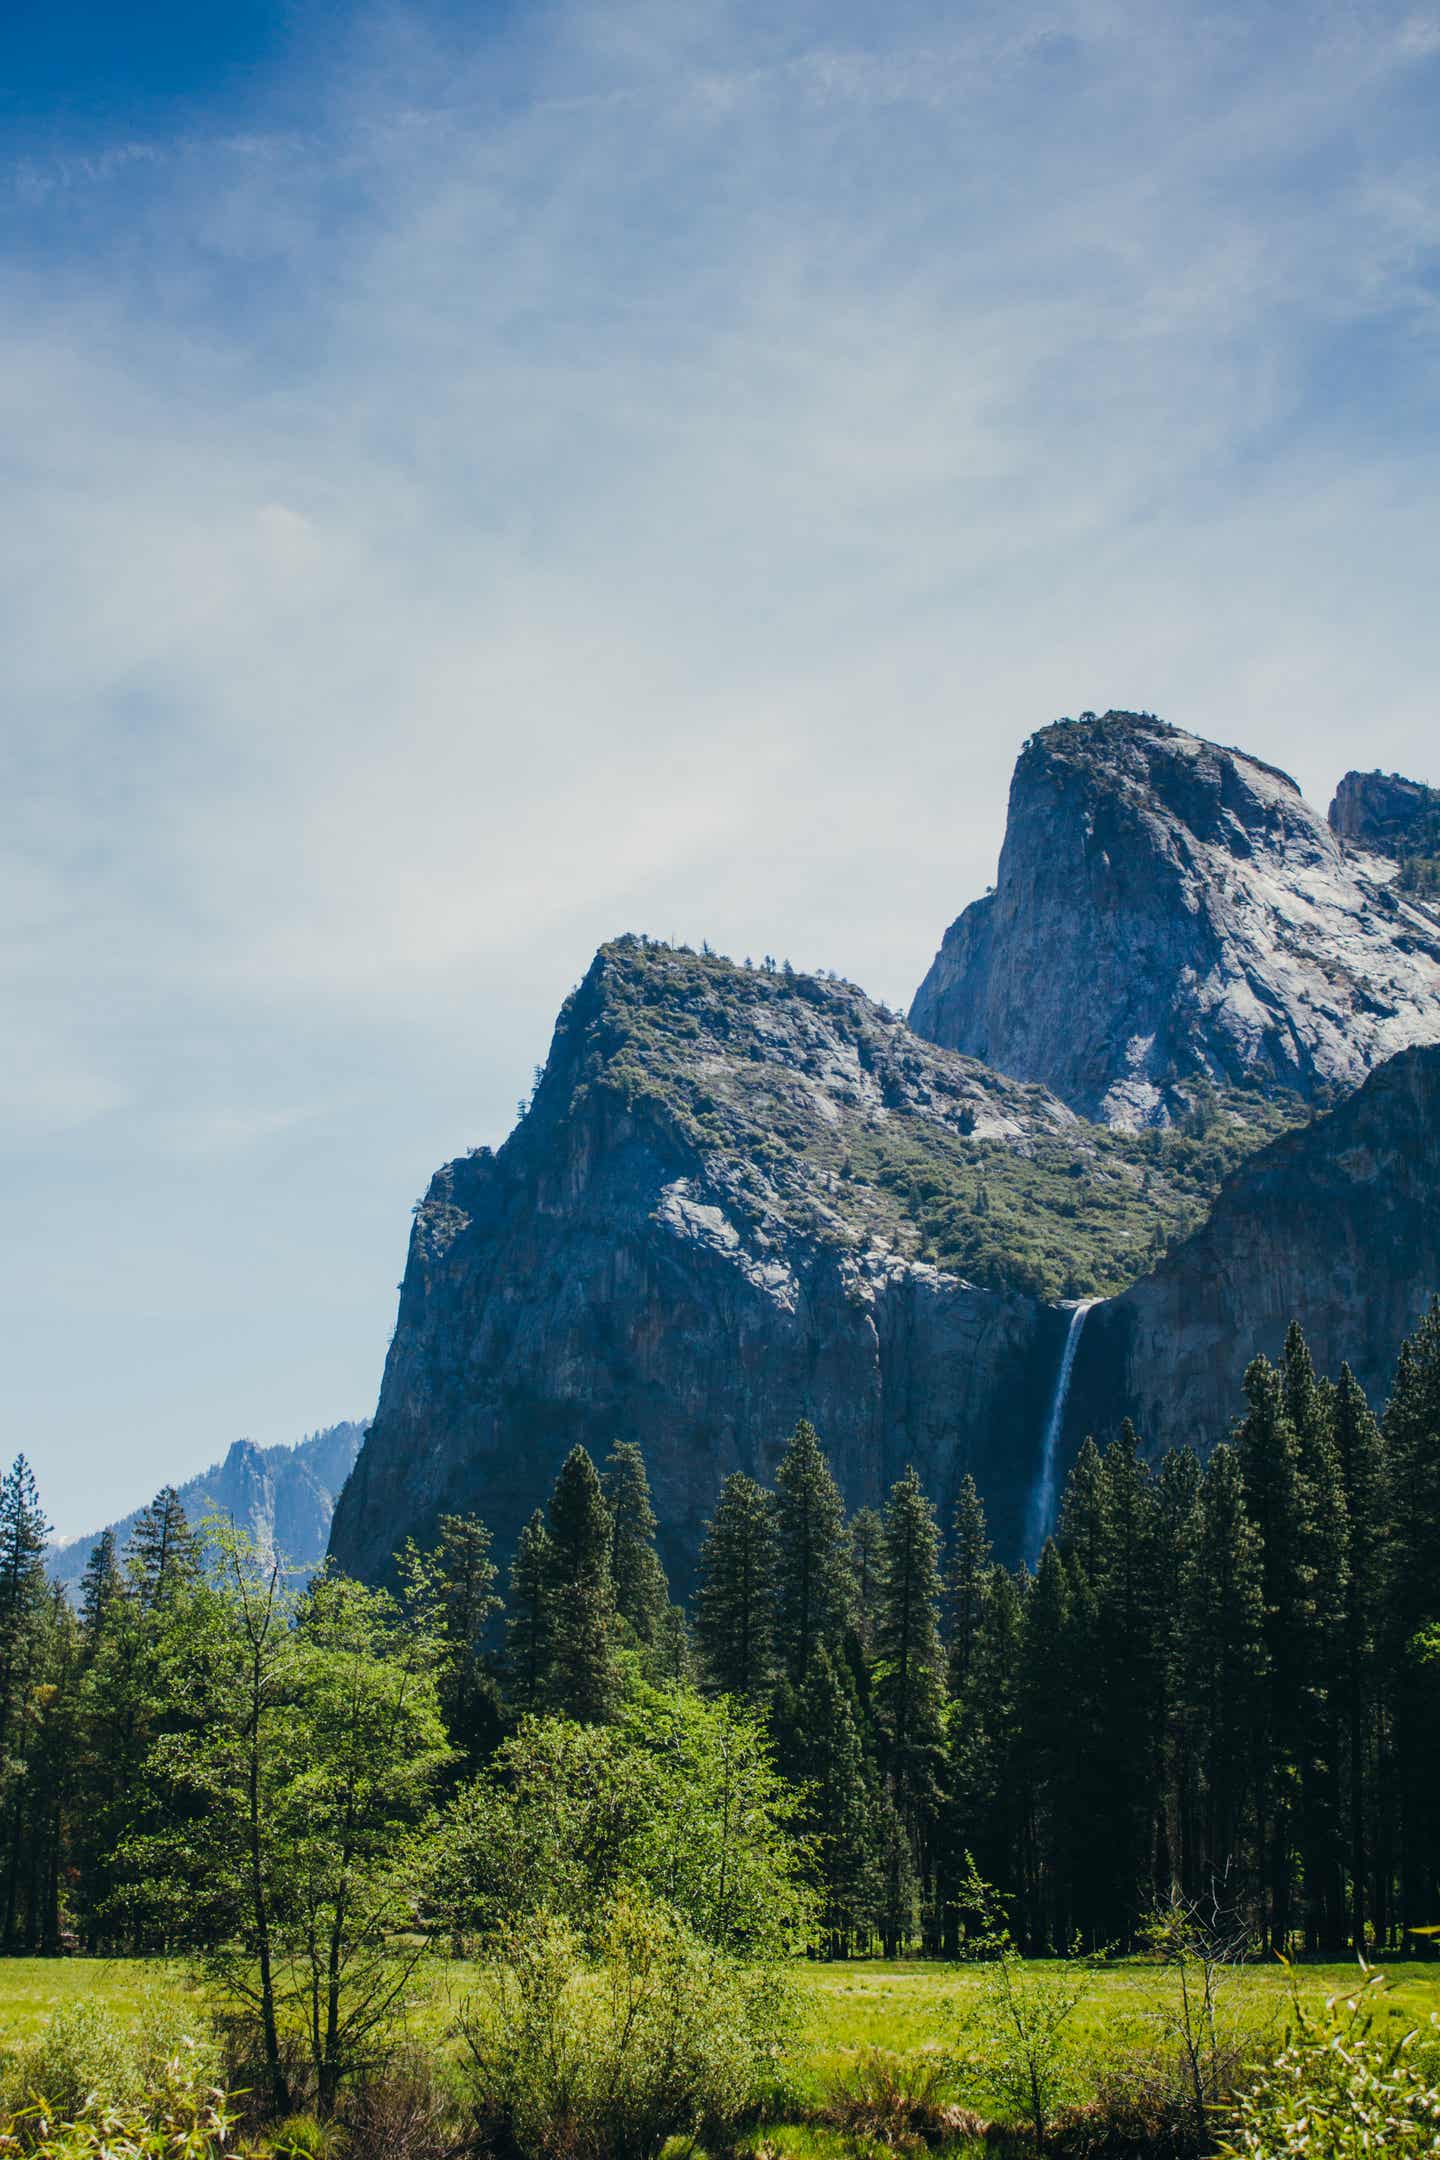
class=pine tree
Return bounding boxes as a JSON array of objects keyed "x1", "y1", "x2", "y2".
[
  {"x1": 1332, "y1": 1363, "x2": 1386, "y2": 1949},
  {"x1": 544, "y1": 1447, "x2": 619, "y2": 1724},
  {"x1": 945, "y1": 1563, "x2": 1023, "y2": 1939},
  {"x1": 0, "y1": 1456, "x2": 49, "y2": 1765},
  {"x1": 126, "y1": 1487, "x2": 198, "y2": 1607},
  {"x1": 1236, "y1": 1355, "x2": 1311, "y2": 1948},
  {"x1": 774, "y1": 1419, "x2": 850, "y2": 1681},
  {"x1": 1018, "y1": 1541, "x2": 1076, "y2": 1950},
  {"x1": 1095, "y1": 1421, "x2": 1160, "y2": 1939},
  {"x1": 1283, "y1": 1322, "x2": 1350, "y2": 1950},
  {"x1": 1152, "y1": 1447, "x2": 1202, "y2": 1897},
  {"x1": 1382, "y1": 1300, "x2": 1440, "y2": 1939},
  {"x1": 0, "y1": 1461, "x2": 57, "y2": 1950},
  {"x1": 789, "y1": 1646, "x2": 878, "y2": 1952},
  {"x1": 873, "y1": 1468, "x2": 945, "y2": 1840},
  {"x1": 78, "y1": 1530, "x2": 123, "y2": 1650},
  {"x1": 694, "y1": 1474, "x2": 778, "y2": 1702},
  {"x1": 422, "y1": 1514, "x2": 501, "y2": 1766},
  {"x1": 848, "y1": 1508, "x2": 884, "y2": 1654},
  {"x1": 946, "y1": 1474, "x2": 991, "y2": 1697},
  {"x1": 1057, "y1": 1437, "x2": 1109, "y2": 1583},
  {"x1": 505, "y1": 1510, "x2": 554, "y2": 1715},
  {"x1": 1183, "y1": 1443, "x2": 1266, "y2": 1903},
  {"x1": 603, "y1": 1441, "x2": 669, "y2": 1647}
]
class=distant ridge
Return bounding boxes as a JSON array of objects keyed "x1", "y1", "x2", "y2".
[{"x1": 50, "y1": 1420, "x2": 366, "y2": 1592}]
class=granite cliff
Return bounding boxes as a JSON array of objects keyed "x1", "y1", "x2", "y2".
[
  {"x1": 331, "y1": 714, "x2": 1440, "y2": 1583},
  {"x1": 910, "y1": 713, "x2": 1440, "y2": 1127},
  {"x1": 1067, "y1": 1043, "x2": 1440, "y2": 1469},
  {"x1": 328, "y1": 939, "x2": 1261, "y2": 1582},
  {"x1": 52, "y1": 1421, "x2": 365, "y2": 1592}
]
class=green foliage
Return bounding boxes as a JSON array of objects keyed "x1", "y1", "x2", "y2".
[
  {"x1": 554, "y1": 938, "x2": 1308, "y2": 1304},
  {"x1": 1221, "y1": 1967, "x2": 1440, "y2": 2158},
  {"x1": 440, "y1": 1684, "x2": 813, "y2": 1961},
  {"x1": 458, "y1": 1894, "x2": 792, "y2": 2160},
  {"x1": 0, "y1": 1996, "x2": 225, "y2": 2156}
]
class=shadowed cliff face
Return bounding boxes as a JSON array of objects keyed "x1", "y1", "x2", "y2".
[
  {"x1": 1064, "y1": 1045, "x2": 1440, "y2": 1472},
  {"x1": 910, "y1": 713, "x2": 1440, "y2": 1127},
  {"x1": 328, "y1": 942, "x2": 1108, "y2": 1585}
]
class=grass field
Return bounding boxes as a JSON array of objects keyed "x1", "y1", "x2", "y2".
[{"x1": 3, "y1": 1952, "x2": 1437, "y2": 2070}]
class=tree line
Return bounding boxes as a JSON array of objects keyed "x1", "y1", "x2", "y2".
[{"x1": 1, "y1": 1301, "x2": 1437, "y2": 1964}]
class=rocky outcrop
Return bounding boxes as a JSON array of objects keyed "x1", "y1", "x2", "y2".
[
  {"x1": 1329, "y1": 769, "x2": 1440, "y2": 856},
  {"x1": 1066, "y1": 1045, "x2": 1440, "y2": 1466},
  {"x1": 910, "y1": 713, "x2": 1440, "y2": 1127},
  {"x1": 327, "y1": 941, "x2": 1128, "y2": 1584},
  {"x1": 51, "y1": 1420, "x2": 365, "y2": 1592}
]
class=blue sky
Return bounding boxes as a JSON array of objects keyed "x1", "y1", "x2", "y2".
[{"x1": 6, "y1": 0, "x2": 1440, "y2": 1537}]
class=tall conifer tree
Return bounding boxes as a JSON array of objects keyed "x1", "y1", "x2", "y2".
[
  {"x1": 544, "y1": 1447, "x2": 619, "y2": 1724},
  {"x1": 774, "y1": 1419, "x2": 850, "y2": 1681},
  {"x1": 694, "y1": 1474, "x2": 778, "y2": 1702},
  {"x1": 603, "y1": 1441, "x2": 669, "y2": 1647},
  {"x1": 505, "y1": 1509, "x2": 554, "y2": 1714},
  {"x1": 946, "y1": 1474, "x2": 991, "y2": 1696}
]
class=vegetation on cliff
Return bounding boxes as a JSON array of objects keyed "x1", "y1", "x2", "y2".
[{"x1": 527, "y1": 938, "x2": 1305, "y2": 1302}]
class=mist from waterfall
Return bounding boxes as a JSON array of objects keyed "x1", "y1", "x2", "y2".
[{"x1": 1026, "y1": 1299, "x2": 1098, "y2": 1563}]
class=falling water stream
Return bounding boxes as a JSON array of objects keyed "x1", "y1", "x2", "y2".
[{"x1": 1025, "y1": 1299, "x2": 1098, "y2": 1562}]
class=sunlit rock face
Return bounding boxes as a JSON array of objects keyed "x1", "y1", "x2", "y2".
[
  {"x1": 327, "y1": 940, "x2": 1096, "y2": 1587},
  {"x1": 910, "y1": 712, "x2": 1440, "y2": 1128}
]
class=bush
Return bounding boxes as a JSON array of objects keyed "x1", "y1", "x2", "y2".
[
  {"x1": 1219, "y1": 1969, "x2": 1440, "y2": 2159},
  {"x1": 459, "y1": 1894, "x2": 793, "y2": 2160},
  {"x1": 0, "y1": 2090, "x2": 241, "y2": 2159},
  {"x1": 267, "y1": 2115, "x2": 331, "y2": 2158},
  {"x1": 333, "y1": 2051, "x2": 465, "y2": 2160},
  {"x1": 0, "y1": 1997, "x2": 231, "y2": 2159},
  {"x1": 0, "y1": 2003, "x2": 143, "y2": 2124},
  {"x1": 821, "y1": 2049, "x2": 985, "y2": 2153}
]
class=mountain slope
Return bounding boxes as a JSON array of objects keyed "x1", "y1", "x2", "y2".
[
  {"x1": 331, "y1": 938, "x2": 1252, "y2": 1583},
  {"x1": 51, "y1": 1421, "x2": 366, "y2": 1592},
  {"x1": 910, "y1": 712, "x2": 1440, "y2": 1126},
  {"x1": 1066, "y1": 1043, "x2": 1440, "y2": 1465}
]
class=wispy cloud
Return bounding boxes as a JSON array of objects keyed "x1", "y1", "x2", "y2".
[{"x1": 6, "y1": 0, "x2": 1440, "y2": 1520}]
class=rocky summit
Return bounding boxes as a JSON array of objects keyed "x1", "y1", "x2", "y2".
[
  {"x1": 330, "y1": 714, "x2": 1440, "y2": 1586},
  {"x1": 909, "y1": 711, "x2": 1440, "y2": 1127}
]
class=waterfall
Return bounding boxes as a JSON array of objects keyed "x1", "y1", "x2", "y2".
[{"x1": 1026, "y1": 1299, "x2": 1098, "y2": 1563}]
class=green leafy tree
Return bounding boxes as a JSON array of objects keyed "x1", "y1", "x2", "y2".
[{"x1": 124, "y1": 1530, "x2": 452, "y2": 2115}]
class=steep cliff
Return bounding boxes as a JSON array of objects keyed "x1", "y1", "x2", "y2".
[
  {"x1": 910, "y1": 713, "x2": 1440, "y2": 1126},
  {"x1": 1066, "y1": 1045, "x2": 1440, "y2": 1467},
  {"x1": 329, "y1": 940, "x2": 1250, "y2": 1584},
  {"x1": 51, "y1": 1420, "x2": 365, "y2": 1592},
  {"x1": 1329, "y1": 768, "x2": 1440, "y2": 856}
]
